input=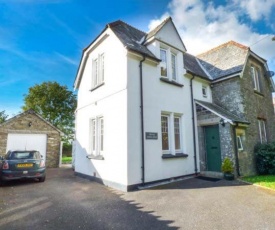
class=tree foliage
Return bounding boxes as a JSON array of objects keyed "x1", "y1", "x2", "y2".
[
  {"x1": 0, "y1": 110, "x2": 8, "y2": 123},
  {"x1": 22, "y1": 81, "x2": 77, "y2": 143}
]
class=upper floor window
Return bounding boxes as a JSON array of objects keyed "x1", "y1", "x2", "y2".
[
  {"x1": 92, "y1": 53, "x2": 105, "y2": 88},
  {"x1": 171, "y1": 53, "x2": 177, "y2": 81},
  {"x1": 202, "y1": 85, "x2": 207, "y2": 98},
  {"x1": 160, "y1": 49, "x2": 167, "y2": 77},
  {"x1": 251, "y1": 66, "x2": 261, "y2": 92},
  {"x1": 160, "y1": 48, "x2": 179, "y2": 82},
  {"x1": 258, "y1": 119, "x2": 267, "y2": 143}
]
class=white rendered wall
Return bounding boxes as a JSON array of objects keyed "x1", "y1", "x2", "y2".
[
  {"x1": 127, "y1": 41, "x2": 196, "y2": 186},
  {"x1": 75, "y1": 29, "x2": 129, "y2": 190}
]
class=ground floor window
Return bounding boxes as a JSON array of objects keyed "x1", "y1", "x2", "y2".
[
  {"x1": 90, "y1": 116, "x2": 104, "y2": 155},
  {"x1": 161, "y1": 113, "x2": 182, "y2": 154},
  {"x1": 258, "y1": 119, "x2": 267, "y2": 143}
]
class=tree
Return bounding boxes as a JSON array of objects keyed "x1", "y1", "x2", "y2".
[
  {"x1": 22, "y1": 81, "x2": 77, "y2": 143},
  {"x1": 0, "y1": 110, "x2": 8, "y2": 123}
]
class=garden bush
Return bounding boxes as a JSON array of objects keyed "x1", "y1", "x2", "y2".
[{"x1": 255, "y1": 142, "x2": 275, "y2": 175}]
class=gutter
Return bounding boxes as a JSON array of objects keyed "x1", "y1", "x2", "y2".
[
  {"x1": 190, "y1": 74, "x2": 198, "y2": 175},
  {"x1": 232, "y1": 122, "x2": 241, "y2": 176},
  {"x1": 139, "y1": 56, "x2": 146, "y2": 185}
]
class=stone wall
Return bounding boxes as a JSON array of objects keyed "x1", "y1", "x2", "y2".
[
  {"x1": 0, "y1": 111, "x2": 61, "y2": 168},
  {"x1": 211, "y1": 57, "x2": 275, "y2": 175}
]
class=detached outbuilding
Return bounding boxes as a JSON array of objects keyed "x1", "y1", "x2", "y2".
[{"x1": 0, "y1": 109, "x2": 62, "y2": 167}]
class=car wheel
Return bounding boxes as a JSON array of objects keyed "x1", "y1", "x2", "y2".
[{"x1": 38, "y1": 176, "x2": 46, "y2": 182}]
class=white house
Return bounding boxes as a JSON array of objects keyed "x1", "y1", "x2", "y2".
[{"x1": 74, "y1": 17, "x2": 265, "y2": 191}]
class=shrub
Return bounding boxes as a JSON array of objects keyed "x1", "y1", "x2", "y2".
[
  {"x1": 221, "y1": 157, "x2": 234, "y2": 173},
  {"x1": 255, "y1": 142, "x2": 275, "y2": 175}
]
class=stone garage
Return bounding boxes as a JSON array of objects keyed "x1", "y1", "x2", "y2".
[{"x1": 0, "y1": 109, "x2": 62, "y2": 167}]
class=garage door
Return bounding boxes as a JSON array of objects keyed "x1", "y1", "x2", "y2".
[{"x1": 6, "y1": 134, "x2": 47, "y2": 160}]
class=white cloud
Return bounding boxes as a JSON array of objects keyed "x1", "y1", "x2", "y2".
[
  {"x1": 234, "y1": 0, "x2": 275, "y2": 21},
  {"x1": 148, "y1": 0, "x2": 275, "y2": 71}
]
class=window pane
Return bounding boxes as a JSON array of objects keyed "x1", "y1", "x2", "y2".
[
  {"x1": 174, "y1": 117, "x2": 181, "y2": 150},
  {"x1": 251, "y1": 66, "x2": 256, "y2": 89},
  {"x1": 202, "y1": 86, "x2": 207, "y2": 97},
  {"x1": 93, "y1": 59, "x2": 98, "y2": 87},
  {"x1": 237, "y1": 136, "x2": 243, "y2": 150},
  {"x1": 161, "y1": 116, "x2": 169, "y2": 150},
  {"x1": 100, "y1": 118, "x2": 104, "y2": 151},
  {"x1": 160, "y1": 49, "x2": 167, "y2": 77},
  {"x1": 171, "y1": 54, "x2": 176, "y2": 80},
  {"x1": 92, "y1": 120, "x2": 96, "y2": 151},
  {"x1": 100, "y1": 54, "x2": 104, "y2": 83}
]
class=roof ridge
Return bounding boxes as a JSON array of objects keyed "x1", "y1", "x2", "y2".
[
  {"x1": 108, "y1": 19, "x2": 146, "y2": 35},
  {"x1": 197, "y1": 40, "x2": 249, "y2": 58},
  {"x1": 145, "y1": 16, "x2": 172, "y2": 41}
]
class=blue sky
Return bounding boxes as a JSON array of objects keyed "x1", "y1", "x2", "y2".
[{"x1": 1, "y1": 0, "x2": 275, "y2": 117}]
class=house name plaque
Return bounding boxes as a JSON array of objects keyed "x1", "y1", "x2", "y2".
[{"x1": 145, "y1": 132, "x2": 158, "y2": 140}]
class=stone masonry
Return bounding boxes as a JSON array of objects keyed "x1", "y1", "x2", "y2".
[{"x1": 212, "y1": 57, "x2": 275, "y2": 175}]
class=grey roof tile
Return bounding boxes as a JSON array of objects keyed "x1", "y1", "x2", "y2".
[
  {"x1": 197, "y1": 41, "x2": 248, "y2": 80},
  {"x1": 183, "y1": 53, "x2": 210, "y2": 80},
  {"x1": 109, "y1": 20, "x2": 159, "y2": 61},
  {"x1": 195, "y1": 99, "x2": 249, "y2": 124}
]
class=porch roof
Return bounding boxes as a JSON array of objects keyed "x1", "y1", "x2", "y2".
[{"x1": 195, "y1": 100, "x2": 249, "y2": 125}]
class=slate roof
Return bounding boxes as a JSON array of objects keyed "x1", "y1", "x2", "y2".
[
  {"x1": 109, "y1": 20, "x2": 159, "y2": 61},
  {"x1": 195, "y1": 100, "x2": 249, "y2": 124},
  {"x1": 197, "y1": 41, "x2": 249, "y2": 80},
  {"x1": 183, "y1": 53, "x2": 210, "y2": 80}
]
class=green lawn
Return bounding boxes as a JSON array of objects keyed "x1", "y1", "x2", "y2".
[
  {"x1": 62, "y1": 156, "x2": 72, "y2": 164},
  {"x1": 241, "y1": 175, "x2": 275, "y2": 190}
]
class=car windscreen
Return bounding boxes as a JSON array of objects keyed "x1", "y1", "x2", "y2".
[{"x1": 9, "y1": 152, "x2": 40, "y2": 160}]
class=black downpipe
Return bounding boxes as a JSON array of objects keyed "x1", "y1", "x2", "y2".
[
  {"x1": 190, "y1": 74, "x2": 198, "y2": 175},
  {"x1": 233, "y1": 123, "x2": 240, "y2": 176},
  {"x1": 139, "y1": 56, "x2": 146, "y2": 185}
]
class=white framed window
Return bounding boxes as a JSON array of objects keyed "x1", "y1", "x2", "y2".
[
  {"x1": 258, "y1": 119, "x2": 267, "y2": 143},
  {"x1": 160, "y1": 49, "x2": 167, "y2": 77},
  {"x1": 174, "y1": 116, "x2": 181, "y2": 150},
  {"x1": 171, "y1": 53, "x2": 177, "y2": 81},
  {"x1": 237, "y1": 136, "x2": 243, "y2": 151},
  {"x1": 90, "y1": 116, "x2": 104, "y2": 155},
  {"x1": 202, "y1": 85, "x2": 207, "y2": 98},
  {"x1": 251, "y1": 66, "x2": 261, "y2": 92},
  {"x1": 161, "y1": 113, "x2": 183, "y2": 154},
  {"x1": 161, "y1": 115, "x2": 169, "y2": 150},
  {"x1": 92, "y1": 53, "x2": 105, "y2": 88},
  {"x1": 159, "y1": 47, "x2": 179, "y2": 81}
]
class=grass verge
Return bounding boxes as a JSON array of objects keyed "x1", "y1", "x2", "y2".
[
  {"x1": 62, "y1": 156, "x2": 72, "y2": 164},
  {"x1": 241, "y1": 175, "x2": 275, "y2": 190}
]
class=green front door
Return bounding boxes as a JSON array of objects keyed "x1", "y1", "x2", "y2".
[{"x1": 205, "y1": 125, "x2": 222, "y2": 172}]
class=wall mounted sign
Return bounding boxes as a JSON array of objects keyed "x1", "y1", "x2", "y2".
[{"x1": 145, "y1": 132, "x2": 158, "y2": 140}]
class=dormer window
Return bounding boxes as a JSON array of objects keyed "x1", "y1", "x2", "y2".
[{"x1": 159, "y1": 47, "x2": 179, "y2": 82}]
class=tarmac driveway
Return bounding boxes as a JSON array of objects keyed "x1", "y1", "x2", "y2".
[{"x1": 1, "y1": 167, "x2": 275, "y2": 230}]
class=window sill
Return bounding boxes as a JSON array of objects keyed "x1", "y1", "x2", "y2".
[
  {"x1": 162, "y1": 153, "x2": 188, "y2": 159},
  {"x1": 90, "y1": 82, "x2": 105, "y2": 92},
  {"x1": 86, "y1": 154, "x2": 104, "y2": 160},
  {"x1": 254, "y1": 90, "x2": 264, "y2": 97},
  {"x1": 160, "y1": 78, "x2": 184, "y2": 87}
]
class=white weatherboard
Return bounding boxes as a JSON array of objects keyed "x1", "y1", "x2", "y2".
[{"x1": 6, "y1": 134, "x2": 47, "y2": 160}]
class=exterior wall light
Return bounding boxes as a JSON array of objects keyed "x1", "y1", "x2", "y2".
[
  {"x1": 28, "y1": 122, "x2": 32, "y2": 127},
  {"x1": 219, "y1": 118, "x2": 225, "y2": 127}
]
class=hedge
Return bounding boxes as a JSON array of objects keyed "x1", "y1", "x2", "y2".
[{"x1": 255, "y1": 142, "x2": 275, "y2": 175}]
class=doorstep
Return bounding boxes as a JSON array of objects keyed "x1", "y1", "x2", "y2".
[{"x1": 200, "y1": 171, "x2": 223, "y2": 179}]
